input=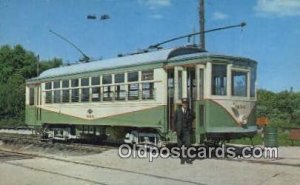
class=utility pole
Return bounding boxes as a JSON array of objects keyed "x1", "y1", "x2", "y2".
[
  {"x1": 36, "y1": 55, "x2": 40, "y2": 76},
  {"x1": 199, "y1": 0, "x2": 205, "y2": 50}
]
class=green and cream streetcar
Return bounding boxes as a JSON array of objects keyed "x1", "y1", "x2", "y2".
[{"x1": 25, "y1": 46, "x2": 257, "y2": 146}]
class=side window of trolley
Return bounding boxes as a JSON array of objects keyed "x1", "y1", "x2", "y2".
[
  {"x1": 91, "y1": 76, "x2": 101, "y2": 102},
  {"x1": 28, "y1": 87, "x2": 35, "y2": 105},
  {"x1": 45, "y1": 81, "x2": 52, "y2": 104},
  {"x1": 42, "y1": 70, "x2": 156, "y2": 104},
  {"x1": 102, "y1": 74, "x2": 113, "y2": 101},
  {"x1": 141, "y1": 70, "x2": 154, "y2": 100},
  {"x1": 250, "y1": 67, "x2": 256, "y2": 97},
  {"x1": 71, "y1": 79, "x2": 79, "y2": 102},
  {"x1": 127, "y1": 71, "x2": 139, "y2": 100},
  {"x1": 53, "y1": 80, "x2": 61, "y2": 103},
  {"x1": 115, "y1": 73, "x2": 126, "y2": 101},
  {"x1": 81, "y1": 77, "x2": 90, "y2": 102},
  {"x1": 62, "y1": 80, "x2": 70, "y2": 103}
]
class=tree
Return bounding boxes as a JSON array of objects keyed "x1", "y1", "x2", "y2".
[
  {"x1": 257, "y1": 89, "x2": 300, "y2": 127},
  {"x1": 256, "y1": 89, "x2": 276, "y2": 117},
  {"x1": 0, "y1": 44, "x2": 62, "y2": 126}
]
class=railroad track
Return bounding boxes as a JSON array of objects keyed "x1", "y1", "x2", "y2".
[
  {"x1": 0, "y1": 150, "x2": 34, "y2": 162},
  {"x1": 0, "y1": 132, "x2": 116, "y2": 153},
  {"x1": 0, "y1": 148, "x2": 204, "y2": 185}
]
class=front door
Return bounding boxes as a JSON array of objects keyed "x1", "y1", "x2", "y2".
[{"x1": 167, "y1": 64, "x2": 205, "y2": 143}]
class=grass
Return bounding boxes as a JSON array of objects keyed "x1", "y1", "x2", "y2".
[{"x1": 231, "y1": 128, "x2": 300, "y2": 146}]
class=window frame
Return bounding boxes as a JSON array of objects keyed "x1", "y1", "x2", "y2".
[
  {"x1": 62, "y1": 89, "x2": 70, "y2": 103},
  {"x1": 42, "y1": 69, "x2": 158, "y2": 104},
  {"x1": 81, "y1": 87, "x2": 90, "y2": 102},
  {"x1": 231, "y1": 69, "x2": 249, "y2": 97},
  {"x1": 115, "y1": 73, "x2": 125, "y2": 84},
  {"x1": 141, "y1": 70, "x2": 154, "y2": 81},
  {"x1": 29, "y1": 88, "x2": 35, "y2": 105},
  {"x1": 62, "y1": 80, "x2": 69, "y2": 88},
  {"x1": 142, "y1": 82, "x2": 154, "y2": 100},
  {"x1": 91, "y1": 87, "x2": 101, "y2": 102},
  {"x1": 53, "y1": 81, "x2": 60, "y2": 89},
  {"x1": 103, "y1": 86, "x2": 113, "y2": 101},
  {"x1": 211, "y1": 64, "x2": 227, "y2": 96},
  {"x1": 102, "y1": 74, "x2": 112, "y2": 85},
  {"x1": 71, "y1": 79, "x2": 79, "y2": 87},
  {"x1": 71, "y1": 88, "x2": 79, "y2": 102},
  {"x1": 115, "y1": 84, "x2": 126, "y2": 101},
  {"x1": 128, "y1": 83, "x2": 139, "y2": 100},
  {"x1": 45, "y1": 82, "x2": 52, "y2": 90},
  {"x1": 81, "y1": 77, "x2": 90, "y2": 87},
  {"x1": 45, "y1": 91, "x2": 52, "y2": 104},
  {"x1": 91, "y1": 76, "x2": 100, "y2": 86},
  {"x1": 127, "y1": 71, "x2": 139, "y2": 82},
  {"x1": 53, "y1": 90, "x2": 61, "y2": 103}
]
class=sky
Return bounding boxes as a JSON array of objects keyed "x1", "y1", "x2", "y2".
[{"x1": 0, "y1": 0, "x2": 300, "y2": 92}]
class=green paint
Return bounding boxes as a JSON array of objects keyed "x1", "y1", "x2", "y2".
[
  {"x1": 204, "y1": 100, "x2": 257, "y2": 133},
  {"x1": 26, "y1": 105, "x2": 167, "y2": 132},
  {"x1": 193, "y1": 100, "x2": 206, "y2": 143},
  {"x1": 25, "y1": 106, "x2": 36, "y2": 125}
]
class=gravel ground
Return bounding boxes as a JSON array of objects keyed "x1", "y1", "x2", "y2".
[{"x1": 0, "y1": 142, "x2": 299, "y2": 185}]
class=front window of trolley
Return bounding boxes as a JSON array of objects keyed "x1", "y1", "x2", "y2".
[
  {"x1": 230, "y1": 64, "x2": 255, "y2": 100},
  {"x1": 209, "y1": 61, "x2": 256, "y2": 99},
  {"x1": 208, "y1": 60, "x2": 257, "y2": 131}
]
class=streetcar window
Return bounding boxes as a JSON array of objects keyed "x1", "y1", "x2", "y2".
[
  {"x1": 250, "y1": 68, "x2": 256, "y2": 97},
  {"x1": 128, "y1": 83, "x2": 139, "y2": 100},
  {"x1": 53, "y1": 90, "x2": 61, "y2": 103},
  {"x1": 178, "y1": 71, "x2": 182, "y2": 99},
  {"x1": 115, "y1": 73, "x2": 125, "y2": 83},
  {"x1": 71, "y1": 89, "x2": 79, "y2": 102},
  {"x1": 71, "y1": 79, "x2": 79, "y2": 87},
  {"x1": 92, "y1": 87, "x2": 101, "y2": 101},
  {"x1": 81, "y1": 78, "x2": 89, "y2": 86},
  {"x1": 212, "y1": 64, "x2": 227, "y2": 96},
  {"x1": 232, "y1": 71, "x2": 247, "y2": 97},
  {"x1": 29, "y1": 88, "x2": 34, "y2": 105},
  {"x1": 115, "y1": 85, "x2": 126, "y2": 101},
  {"x1": 62, "y1": 90, "x2": 70, "y2": 103},
  {"x1": 45, "y1": 91, "x2": 52, "y2": 104},
  {"x1": 167, "y1": 71, "x2": 174, "y2": 98},
  {"x1": 103, "y1": 86, "x2": 113, "y2": 101},
  {"x1": 102, "y1": 75, "x2": 112, "y2": 84},
  {"x1": 128, "y1": 72, "x2": 138, "y2": 82},
  {"x1": 199, "y1": 68, "x2": 204, "y2": 99},
  {"x1": 91, "y1": 77, "x2": 100, "y2": 85},
  {"x1": 45, "y1": 82, "x2": 52, "y2": 90},
  {"x1": 142, "y1": 70, "x2": 154, "y2": 81},
  {"x1": 62, "y1": 80, "x2": 69, "y2": 88},
  {"x1": 81, "y1": 88, "x2": 90, "y2": 102},
  {"x1": 53, "y1": 81, "x2": 60, "y2": 89},
  {"x1": 142, "y1": 83, "x2": 154, "y2": 99}
]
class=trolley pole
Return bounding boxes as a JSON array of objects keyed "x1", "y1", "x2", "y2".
[{"x1": 199, "y1": 0, "x2": 205, "y2": 50}]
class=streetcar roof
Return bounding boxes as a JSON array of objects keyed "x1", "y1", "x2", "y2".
[{"x1": 31, "y1": 46, "x2": 255, "y2": 81}]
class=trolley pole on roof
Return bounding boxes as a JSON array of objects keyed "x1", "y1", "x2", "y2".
[{"x1": 199, "y1": 0, "x2": 205, "y2": 50}]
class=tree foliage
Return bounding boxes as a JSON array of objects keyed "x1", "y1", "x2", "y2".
[
  {"x1": 0, "y1": 45, "x2": 62, "y2": 126},
  {"x1": 257, "y1": 89, "x2": 300, "y2": 126}
]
